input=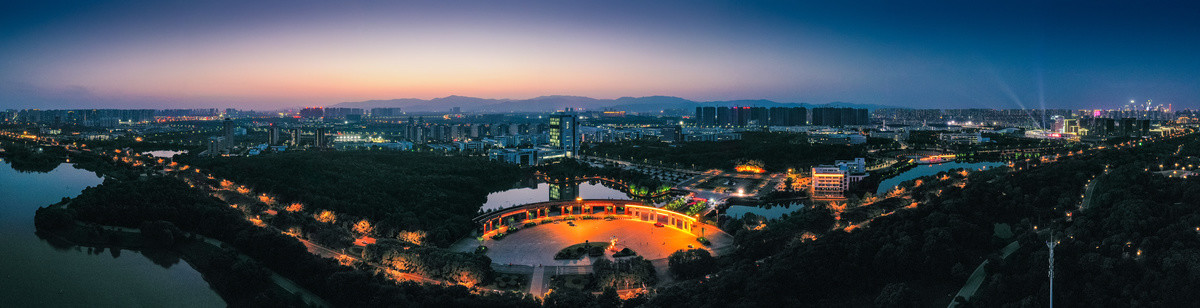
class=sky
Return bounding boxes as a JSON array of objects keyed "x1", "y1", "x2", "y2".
[{"x1": 1, "y1": 0, "x2": 1198, "y2": 110}]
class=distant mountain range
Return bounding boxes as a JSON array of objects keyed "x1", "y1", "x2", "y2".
[{"x1": 329, "y1": 95, "x2": 902, "y2": 113}]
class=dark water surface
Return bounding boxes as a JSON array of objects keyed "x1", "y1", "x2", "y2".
[{"x1": 0, "y1": 161, "x2": 225, "y2": 307}]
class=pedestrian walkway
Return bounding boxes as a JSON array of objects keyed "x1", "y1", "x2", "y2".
[
  {"x1": 529, "y1": 266, "x2": 546, "y2": 295},
  {"x1": 948, "y1": 241, "x2": 1020, "y2": 307}
]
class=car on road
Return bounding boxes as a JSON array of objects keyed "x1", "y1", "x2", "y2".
[
  {"x1": 604, "y1": 216, "x2": 615, "y2": 221},
  {"x1": 567, "y1": 221, "x2": 575, "y2": 226},
  {"x1": 654, "y1": 222, "x2": 665, "y2": 227}
]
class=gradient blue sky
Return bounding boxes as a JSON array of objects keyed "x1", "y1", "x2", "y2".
[{"x1": 1, "y1": 0, "x2": 1197, "y2": 110}]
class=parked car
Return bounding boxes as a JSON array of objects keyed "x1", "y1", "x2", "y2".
[{"x1": 654, "y1": 222, "x2": 665, "y2": 228}]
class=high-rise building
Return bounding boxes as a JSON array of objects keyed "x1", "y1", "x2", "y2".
[
  {"x1": 702, "y1": 107, "x2": 716, "y2": 126},
  {"x1": 549, "y1": 112, "x2": 579, "y2": 156},
  {"x1": 222, "y1": 118, "x2": 235, "y2": 150},
  {"x1": 370, "y1": 108, "x2": 403, "y2": 118},
  {"x1": 323, "y1": 108, "x2": 364, "y2": 119},
  {"x1": 291, "y1": 128, "x2": 302, "y2": 146},
  {"x1": 768, "y1": 107, "x2": 789, "y2": 126},
  {"x1": 749, "y1": 107, "x2": 769, "y2": 126},
  {"x1": 315, "y1": 127, "x2": 328, "y2": 148},
  {"x1": 267, "y1": 125, "x2": 282, "y2": 145},
  {"x1": 789, "y1": 107, "x2": 808, "y2": 126},
  {"x1": 695, "y1": 106, "x2": 723, "y2": 126},
  {"x1": 716, "y1": 107, "x2": 731, "y2": 126},
  {"x1": 206, "y1": 136, "x2": 225, "y2": 157},
  {"x1": 1120, "y1": 118, "x2": 1136, "y2": 136},
  {"x1": 811, "y1": 108, "x2": 868, "y2": 126},
  {"x1": 737, "y1": 107, "x2": 750, "y2": 126}
]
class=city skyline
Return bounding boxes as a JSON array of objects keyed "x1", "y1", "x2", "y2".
[{"x1": 2, "y1": 1, "x2": 1199, "y2": 110}]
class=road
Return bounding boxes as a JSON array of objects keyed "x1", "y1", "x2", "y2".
[
  {"x1": 948, "y1": 241, "x2": 1020, "y2": 308},
  {"x1": 1080, "y1": 173, "x2": 1102, "y2": 211}
]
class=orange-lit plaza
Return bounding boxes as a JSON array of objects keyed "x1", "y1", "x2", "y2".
[{"x1": 475, "y1": 218, "x2": 732, "y2": 266}]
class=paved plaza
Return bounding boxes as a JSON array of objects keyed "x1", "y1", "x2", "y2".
[
  {"x1": 677, "y1": 169, "x2": 785, "y2": 201},
  {"x1": 479, "y1": 219, "x2": 733, "y2": 266}
]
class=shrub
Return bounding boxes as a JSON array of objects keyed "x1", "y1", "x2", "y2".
[
  {"x1": 668, "y1": 249, "x2": 716, "y2": 280},
  {"x1": 588, "y1": 245, "x2": 604, "y2": 257},
  {"x1": 613, "y1": 247, "x2": 637, "y2": 258}
]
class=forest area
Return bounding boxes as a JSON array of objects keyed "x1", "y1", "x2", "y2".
[
  {"x1": 182, "y1": 151, "x2": 527, "y2": 247},
  {"x1": 649, "y1": 132, "x2": 1200, "y2": 307}
]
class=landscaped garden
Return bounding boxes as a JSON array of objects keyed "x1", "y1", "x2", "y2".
[
  {"x1": 554, "y1": 242, "x2": 609, "y2": 260},
  {"x1": 488, "y1": 272, "x2": 530, "y2": 291}
]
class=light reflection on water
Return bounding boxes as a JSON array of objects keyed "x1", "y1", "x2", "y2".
[{"x1": 0, "y1": 162, "x2": 225, "y2": 307}]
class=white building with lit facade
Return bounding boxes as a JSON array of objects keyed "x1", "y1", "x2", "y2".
[{"x1": 811, "y1": 158, "x2": 868, "y2": 199}]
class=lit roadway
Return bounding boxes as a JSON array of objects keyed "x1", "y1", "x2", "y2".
[
  {"x1": 294, "y1": 237, "x2": 441, "y2": 285},
  {"x1": 192, "y1": 174, "x2": 445, "y2": 286}
]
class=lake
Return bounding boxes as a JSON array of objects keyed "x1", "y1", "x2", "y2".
[
  {"x1": 481, "y1": 181, "x2": 631, "y2": 211},
  {"x1": 725, "y1": 202, "x2": 804, "y2": 220},
  {"x1": 0, "y1": 160, "x2": 225, "y2": 307},
  {"x1": 875, "y1": 161, "x2": 1006, "y2": 194}
]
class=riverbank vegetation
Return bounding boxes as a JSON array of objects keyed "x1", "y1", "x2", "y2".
[
  {"x1": 34, "y1": 206, "x2": 310, "y2": 307},
  {"x1": 0, "y1": 144, "x2": 66, "y2": 172},
  {"x1": 40, "y1": 175, "x2": 542, "y2": 307}
]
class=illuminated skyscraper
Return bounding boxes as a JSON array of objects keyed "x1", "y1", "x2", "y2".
[{"x1": 549, "y1": 111, "x2": 579, "y2": 156}]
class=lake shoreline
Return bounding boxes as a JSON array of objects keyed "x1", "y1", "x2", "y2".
[{"x1": 35, "y1": 218, "x2": 327, "y2": 307}]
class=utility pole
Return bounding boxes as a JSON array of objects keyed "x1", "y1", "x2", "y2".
[{"x1": 1046, "y1": 233, "x2": 1057, "y2": 308}]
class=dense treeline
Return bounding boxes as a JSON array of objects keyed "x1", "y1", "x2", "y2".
[
  {"x1": 585, "y1": 132, "x2": 872, "y2": 172},
  {"x1": 592, "y1": 257, "x2": 658, "y2": 290},
  {"x1": 54, "y1": 176, "x2": 543, "y2": 307},
  {"x1": 537, "y1": 159, "x2": 671, "y2": 196},
  {"x1": 0, "y1": 142, "x2": 151, "y2": 180},
  {"x1": 182, "y1": 151, "x2": 527, "y2": 247},
  {"x1": 0, "y1": 144, "x2": 66, "y2": 172},
  {"x1": 646, "y1": 134, "x2": 1200, "y2": 307},
  {"x1": 971, "y1": 143, "x2": 1200, "y2": 306},
  {"x1": 365, "y1": 241, "x2": 494, "y2": 286}
]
